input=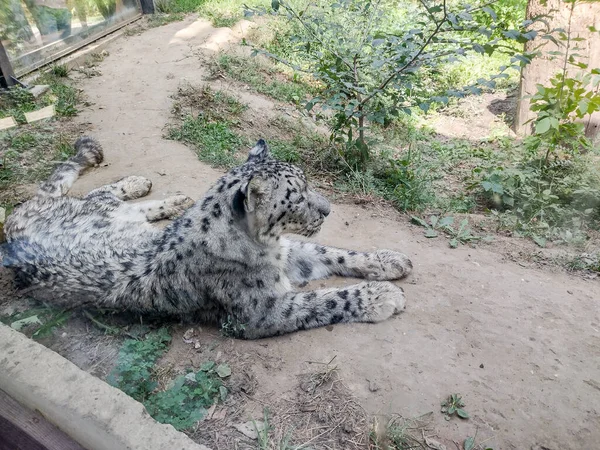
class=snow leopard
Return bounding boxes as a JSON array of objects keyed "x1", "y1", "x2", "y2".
[{"x1": 1, "y1": 137, "x2": 412, "y2": 339}]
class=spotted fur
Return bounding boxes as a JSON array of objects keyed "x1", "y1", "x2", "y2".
[{"x1": 1, "y1": 137, "x2": 412, "y2": 339}]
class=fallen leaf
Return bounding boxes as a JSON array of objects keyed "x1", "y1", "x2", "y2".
[
  {"x1": 216, "y1": 364, "x2": 232, "y2": 378},
  {"x1": 233, "y1": 420, "x2": 264, "y2": 439},
  {"x1": 11, "y1": 315, "x2": 42, "y2": 331},
  {"x1": 424, "y1": 435, "x2": 447, "y2": 450}
]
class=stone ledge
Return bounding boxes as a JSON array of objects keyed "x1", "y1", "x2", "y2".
[{"x1": 0, "y1": 323, "x2": 211, "y2": 450}]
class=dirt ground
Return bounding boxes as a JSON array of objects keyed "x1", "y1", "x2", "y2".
[{"x1": 2, "y1": 15, "x2": 600, "y2": 450}]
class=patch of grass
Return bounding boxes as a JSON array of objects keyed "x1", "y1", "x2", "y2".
[
  {"x1": 168, "y1": 84, "x2": 249, "y2": 167},
  {"x1": 0, "y1": 87, "x2": 39, "y2": 123},
  {"x1": 209, "y1": 53, "x2": 315, "y2": 105},
  {"x1": 0, "y1": 130, "x2": 77, "y2": 194},
  {"x1": 154, "y1": 0, "x2": 204, "y2": 13},
  {"x1": 50, "y1": 63, "x2": 70, "y2": 77},
  {"x1": 370, "y1": 412, "x2": 433, "y2": 450},
  {"x1": 147, "y1": 12, "x2": 185, "y2": 27},
  {"x1": 167, "y1": 116, "x2": 245, "y2": 168},
  {"x1": 565, "y1": 253, "x2": 600, "y2": 274},
  {"x1": 0, "y1": 307, "x2": 71, "y2": 339},
  {"x1": 0, "y1": 69, "x2": 84, "y2": 208}
]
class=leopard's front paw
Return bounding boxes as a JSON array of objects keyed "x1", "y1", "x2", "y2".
[
  {"x1": 362, "y1": 281, "x2": 406, "y2": 322},
  {"x1": 165, "y1": 195, "x2": 194, "y2": 218},
  {"x1": 365, "y1": 250, "x2": 412, "y2": 280}
]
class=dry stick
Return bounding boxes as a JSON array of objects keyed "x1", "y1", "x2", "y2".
[{"x1": 296, "y1": 421, "x2": 342, "y2": 449}]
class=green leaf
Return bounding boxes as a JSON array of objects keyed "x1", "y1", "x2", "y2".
[
  {"x1": 447, "y1": 406, "x2": 456, "y2": 415},
  {"x1": 219, "y1": 386, "x2": 228, "y2": 401},
  {"x1": 424, "y1": 229, "x2": 439, "y2": 238},
  {"x1": 464, "y1": 436, "x2": 476, "y2": 450},
  {"x1": 482, "y1": 6, "x2": 497, "y2": 21},
  {"x1": 578, "y1": 98, "x2": 590, "y2": 115},
  {"x1": 411, "y1": 216, "x2": 428, "y2": 228},
  {"x1": 216, "y1": 364, "x2": 232, "y2": 378},
  {"x1": 200, "y1": 361, "x2": 216, "y2": 372},
  {"x1": 533, "y1": 235, "x2": 546, "y2": 248},
  {"x1": 456, "y1": 408, "x2": 469, "y2": 419},
  {"x1": 535, "y1": 117, "x2": 551, "y2": 134},
  {"x1": 11, "y1": 315, "x2": 42, "y2": 331},
  {"x1": 438, "y1": 216, "x2": 454, "y2": 227}
]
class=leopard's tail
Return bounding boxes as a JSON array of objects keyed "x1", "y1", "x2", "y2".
[{"x1": 37, "y1": 136, "x2": 104, "y2": 198}]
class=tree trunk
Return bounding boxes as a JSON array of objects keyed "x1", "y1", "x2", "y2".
[{"x1": 515, "y1": 0, "x2": 600, "y2": 142}]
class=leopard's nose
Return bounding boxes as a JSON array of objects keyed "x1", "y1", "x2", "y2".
[{"x1": 319, "y1": 201, "x2": 330, "y2": 217}]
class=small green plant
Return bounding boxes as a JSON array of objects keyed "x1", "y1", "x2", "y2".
[
  {"x1": 464, "y1": 428, "x2": 494, "y2": 450},
  {"x1": 50, "y1": 63, "x2": 70, "y2": 77},
  {"x1": 446, "y1": 218, "x2": 484, "y2": 248},
  {"x1": 565, "y1": 252, "x2": 600, "y2": 274},
  {"x1": 411, "y1": 215, "x2": 454, "y2": 238},
  {"x1": 411, "y1": 215, "x2": 483, "y2": 248},
  {"x1": 254, "y1": 407, "x2": 272, "y2": 450},
  {"x1": 107, "y1": 328, "x2": 172, "y2": 400},
  {"x1": 220, "y1": 315, "x2": 247, "y2": 338},
  {"x1": 145, "y1": 361, "x2": 229, "y2": 430},
  {"x1": 441, "y1": 394, "x2": 469, "y2": 420}
]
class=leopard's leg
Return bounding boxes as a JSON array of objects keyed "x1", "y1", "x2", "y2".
[
  {"x1": 237, "y1": 281, "x2": 406, "y2": 339},
  {"x1": 128, "y1": 195, "x2": 194, "y2": 221},
  {"x1": 282, "y1": 238, "x2": 412, "y2": 284},
  {"x1": 37, "y1": 136, "x2": 103, "y2": 197},
  {"x1": 86, "y1": 176, "x2": 152, "y2": 201}
]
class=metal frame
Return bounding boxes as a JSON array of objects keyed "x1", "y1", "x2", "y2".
[{"x1": 1, "y1": 0, "x2": 143, "y2": 83}]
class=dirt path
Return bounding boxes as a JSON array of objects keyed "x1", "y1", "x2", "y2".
[{"x1": 21, "y1": 16, "x2": 600, "y2": 449}]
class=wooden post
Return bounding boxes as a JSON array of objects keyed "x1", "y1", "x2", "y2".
[
  {"x1": 515, "y1": 0, "x2": 600, "y2": 141},
  {"x1": 0, "y1": 41, "x2": 16, "y2": 87}
]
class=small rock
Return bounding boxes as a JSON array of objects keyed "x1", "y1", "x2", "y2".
[
  {"x1": 368, "y1": 379, "x2": 380, "y2": 392},
  {"x1": 233, "y1": 420, "x2": 264, "y2": 440},
  {"x1": 194, "y1": 341, "x2": 202, "y2": 349},
  {"x1": 29, "y1": 84, "x2": 49, "y2": 98},
  {"x1": 567, "y1": 290, "x2": 573, "y2": 295},
  {"x1": 184, "y1": 372, "x2": 196, "y2": 382},
  {"x1": 183, "y1": 328, "x2": 195, "y2": 344},
  {"x1": 479, "y1": 363, "x2": 484, "y2": 369}
]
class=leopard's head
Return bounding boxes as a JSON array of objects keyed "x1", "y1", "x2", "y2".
[{"x1": 235, "y1": 140, "x2": 330, "y2": 242}]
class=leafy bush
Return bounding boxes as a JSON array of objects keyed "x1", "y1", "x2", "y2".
[{"x1": 247, "y1": 0, "x2": 539, "y2": 167}]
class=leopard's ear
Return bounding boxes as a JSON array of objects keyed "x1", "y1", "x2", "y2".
[
  {"x1": 240, "y1": 175, "x2": 271, "y2": 213},
  {"x1": 247, "y1": 139, "x2": 271, "y2": 163}
]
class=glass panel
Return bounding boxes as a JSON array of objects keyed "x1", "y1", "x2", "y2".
[{"x1": 0, "y1": 0, "x2": 141, "y2": 75}]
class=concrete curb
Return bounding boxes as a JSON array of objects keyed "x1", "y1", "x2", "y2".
[{"x1": 0, "y1": 324, "x2": 211, "y2": 450}]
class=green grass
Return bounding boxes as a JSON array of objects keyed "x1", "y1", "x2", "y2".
[
  {"x1": 0, "y1": 307, "x2": 71, "y2": 339},
  {"x1": 210, "y1": 53, "x2": 315, "y2": 105},
  {"x1": 168, "y1": 117, "x2": 245, "y2": 167},
  {"x1": 0, "y1": 69, "x2": 83, "y2": 208},
  {"x1": 147, "y1": 12, "x2": 185, "y2": 27}
]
